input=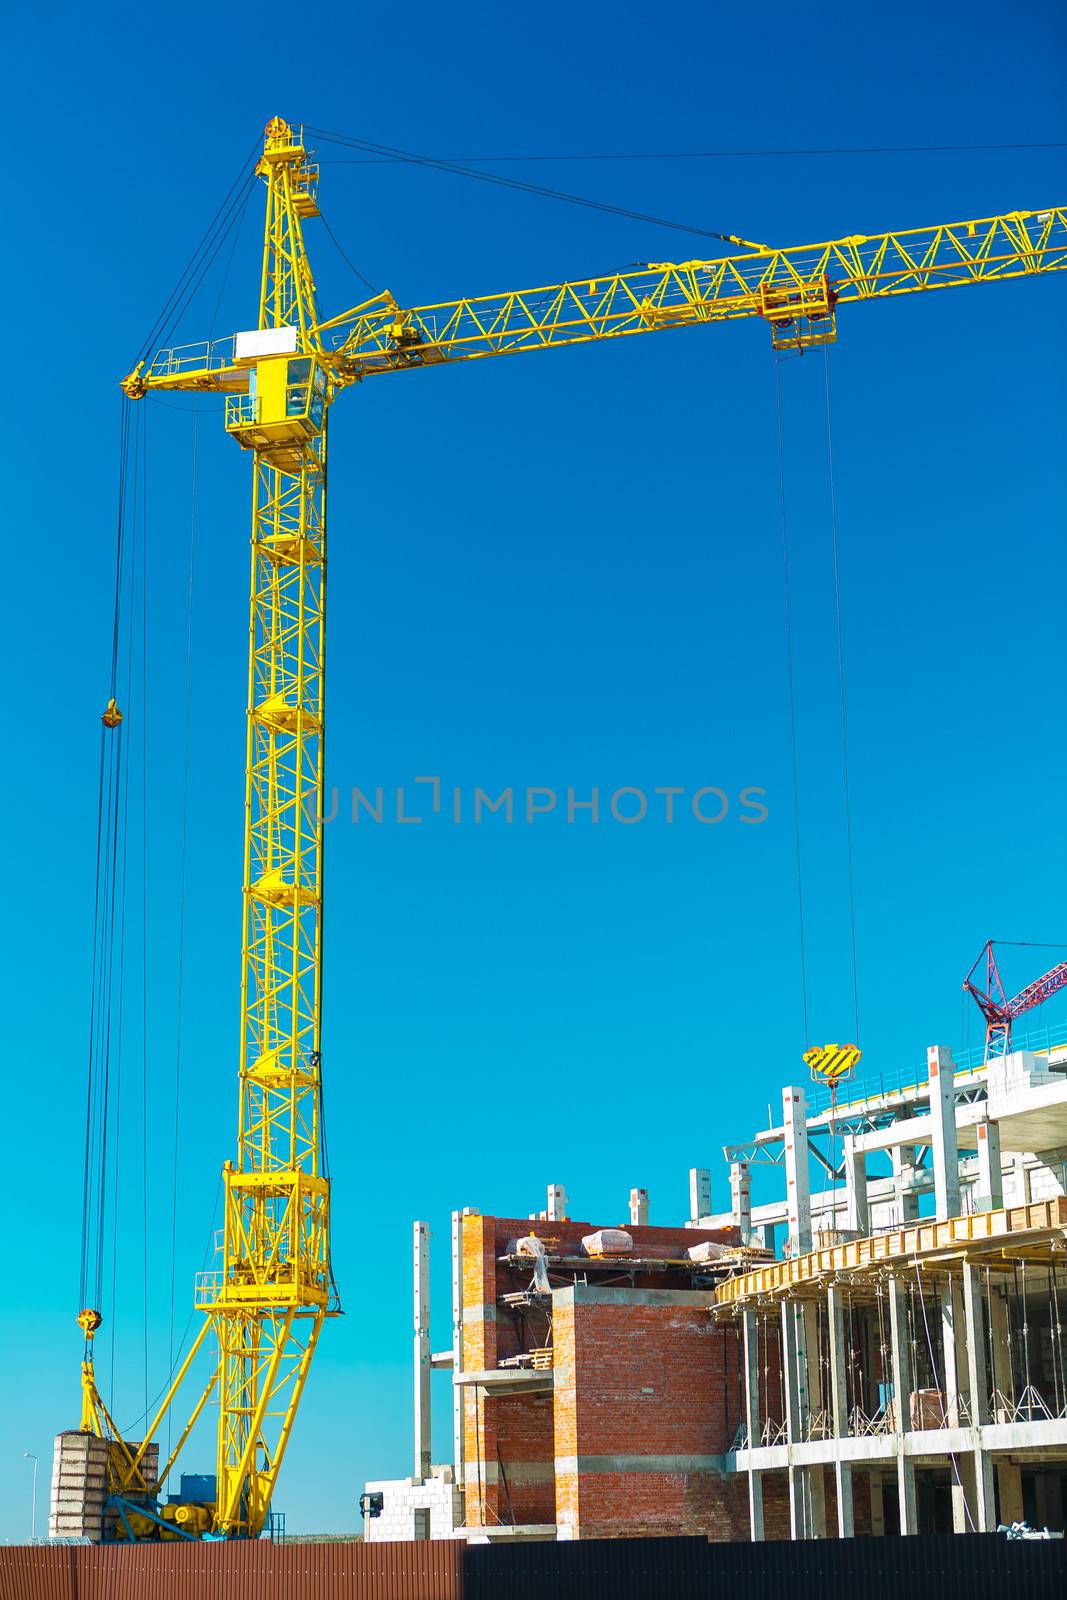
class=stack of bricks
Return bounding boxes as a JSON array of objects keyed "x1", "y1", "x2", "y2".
[{"x1": 49, "y1": 1431, "x2": 109, "y2": 1540}]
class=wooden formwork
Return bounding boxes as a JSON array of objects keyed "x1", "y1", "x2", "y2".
[{"x1": 714, "y1": 1196, "x2": 1067, "y2": 1306}]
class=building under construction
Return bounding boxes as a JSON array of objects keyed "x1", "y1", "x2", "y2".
[
  {"x1": 39, "y1": 109, "x2": 1065, "y2": 1569},
  {"x1": 363, "y1": 1034, "x2": 1067, "y2": 1543}
]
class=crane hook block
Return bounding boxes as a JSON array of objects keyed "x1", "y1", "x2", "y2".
[
  {"x1": 121, "y1": 362, "x2": 147, "y2": 400},
  {"x1": 803, "y1": 1043, "x2": 862, "y2": 1083},
  {"x1": 101, "y1": 697, "x2": 123, "y2": 729},
  {"x1": 77, "y1": 1307, "x2": 103, "y2": 1338}
]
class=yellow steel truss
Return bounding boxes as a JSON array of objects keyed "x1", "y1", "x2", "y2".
[
  {"x1": 108, "y1": 116, "x2": 1064, "y2": 1538},
  {"x1": 125, "y1": 202, "x2": 1066, "y2": 400}
]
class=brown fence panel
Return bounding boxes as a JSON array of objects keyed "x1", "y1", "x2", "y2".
[
  {"x1": 0, "y1": 1540, "x2": 464, "y2": 1600},
  {"x1": 0, "y1": 1546, "x2": 76, "y2": 1600}
]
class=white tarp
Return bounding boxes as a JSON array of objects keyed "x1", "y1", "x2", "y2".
[{"x1": 582, "y1": 1229, "x2": 633, "y2": 1256}]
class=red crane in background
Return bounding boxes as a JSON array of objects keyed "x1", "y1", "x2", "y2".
[{"x1": 963, "y1": 940, "x2": 1067, "y2": 1059}]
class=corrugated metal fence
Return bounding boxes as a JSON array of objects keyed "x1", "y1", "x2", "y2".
[
  {"x1": 0, "y1": 1540, "x2": 463, "y2": 1600},
  {"x1": 1, "y1": 1532, "x2": 1064, "y2": 1600},
  {"x1": 467, "y1": 1532, "x2": 1067, "y2": 1600}
]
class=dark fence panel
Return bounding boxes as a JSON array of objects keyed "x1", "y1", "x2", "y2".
[
  {"x1": 2, "y1": 1531, "x2": 1064, "y2": 1599},
  {"x1": 0, "y1": 1539, "x2": 464, "y2": 1600},
  {"x1": 465, "y1": 1532, "x2": 1067, "y2": 1600}
]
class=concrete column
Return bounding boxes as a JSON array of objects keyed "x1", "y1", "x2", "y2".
[
  {"x1": 783, "y1": 1086, "x2": 812, "y2": 1256},
  {"x1": 961, "y1": 1263, "x2": 991, "y2": 1425},
  {"x1": 1034, "y1": 1474, "x2": 1060, "y2": 1530},
  {"x1": 782, "y1": 1299, "x2": 824, "y2": 1538},
  {"x1": 940, "y1": 1275, "x2": 967, "y2": 1427},
  {"x1": 689, "y1": 1167, "x2": 711, "y2": 1225},
  {"x1": 730, "y1": 1161, "x2": 752, "y2": 1242},
  {"x1": 951, "y1": 1456, "x2": 977, "y2": 1535},
  {"x1": 547, "y1": 1184, "x2": 568, "y2": 1221},
  {"x1": 887, "y1": 1276, "x2": 917, "y2": 1534},
  {"x1": 758, "y1": 1222, "x2": 777, "y2": 1257},
  {"x1": 827, "y1": 1282, "x2": 854, "y2": 1537},
  {"x1": 451, "y1": 1210, "x2": 465, "y2": 1487},
  {"x1": 974, "y1": 1121, "x2": 1003, "y2": 1211},
  {"x1": 927, "y1": 1045, "x2": 961, "y2": 1221},
  {"x1": 628, "y1": 1187, "x2": 649, "y2": 1226},
  {"x1": 781, "y1": 1300, "x2": 804, "y2": 1538},
  {"x1": 742, "y1": 1308, "x2": 764, "y2": 1541},
  {"x1": 414, "y1": 1222, "x2": 431, "y2": 1485},
  {"x1": 799, "y1": 1302, "x2": 827, "y2": 1536},
  {"x1": 843, "y1": 1136, "x2": 868, "y2": 1235},
  {"x1": 961, "y1": 1260, "x2": 997, "y2": 1530},
  {"x1": 987, "y1": 1280, "x2": 1014, "y2": 1419},
  {"x1": 997, "y1": 1461, "x2": 1024, "y2": 1523},
  {"x1": 893, "y1": 1144, "x2": 920, "y2": 1223},
  {"x1": 869, "y1": 1471, "x2": 886, "y2": 1537}
]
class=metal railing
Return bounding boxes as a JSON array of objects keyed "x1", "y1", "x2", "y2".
[
  {"x1": 147, "y1": 335, "x2": 237, "y2": 379},
  {"x1": 226, "y1": 393, "x2": 259, "y2": 428}
]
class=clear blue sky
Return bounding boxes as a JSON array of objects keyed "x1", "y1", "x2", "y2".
[{"x1": 3, "y1": 0, "x2": 1065, "y2": 1543}]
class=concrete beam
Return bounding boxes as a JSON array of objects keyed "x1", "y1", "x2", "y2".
[{"x1": 734, "y1": 1416, "x2": 1067, "y2": 1472}]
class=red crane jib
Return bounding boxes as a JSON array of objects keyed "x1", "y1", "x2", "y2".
[{"x1": 1006, "y1": 961, "x2": 1067, "y2": 1020}]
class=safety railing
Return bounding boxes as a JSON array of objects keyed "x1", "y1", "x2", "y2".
[
  {"x1": 806, "y1": 1016, "x2": 1067, "y2": 1118},
  {"x1": 147, "y1": 335, "x2": 236, "y2": 379},
  {"x1": 226, "y1": 393, "x2": 259, "y2": 428},
  {"x1": 194, "y1": 1270, "x2": 222, "y2": 1308}
]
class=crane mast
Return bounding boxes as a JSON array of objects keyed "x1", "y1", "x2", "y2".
[
  {"x1": 83, "y1": 116, "x2": 334, "y2": 1540},
  {"x1": 80, "y1": 115, "x2": 1063, "y2": 1540},
  {"x1": 213, "y1": 116, "x2": 331, "y2": 1537}
]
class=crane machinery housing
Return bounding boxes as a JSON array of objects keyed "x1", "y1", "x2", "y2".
[{"x1": 69, "y1": 115, "x2": 1067, "y2": 1542}]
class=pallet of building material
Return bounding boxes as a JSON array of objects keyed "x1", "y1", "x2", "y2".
[
  {"x1": 530, "y1": 1347, "x2": 553, "y2": 1370},
  {"x1": 581, "y1": 1228, "x2": 633, "y2": 1256},
  {"x1": 687, "y1": 1240, "x2": 729, "y2": 1263},
  {"x1": 49, "y1": 1432, "x2": 109, "y2": 1542},
  {"x1": 910, "y1": 1389, "x2": 949, "y2": 1430}
]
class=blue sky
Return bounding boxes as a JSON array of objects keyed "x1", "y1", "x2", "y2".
[{"x1": 3, "y1": 0, "x2": 1065, "y2": 1543}]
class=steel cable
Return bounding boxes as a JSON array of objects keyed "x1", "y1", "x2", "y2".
[
  {"x1": 303, "y1": 124, "x2": 765, "y2": 248},
  {"x1": 822, "y1": 351, "x2": 860, "y2": 1044},
  {"x1": 773, "y1": 356, "x2": 810, "y2": 1044}
]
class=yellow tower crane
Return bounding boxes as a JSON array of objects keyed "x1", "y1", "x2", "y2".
[{"x1": 82, "y1": 116, "x2": 1065, "y2": 1540}]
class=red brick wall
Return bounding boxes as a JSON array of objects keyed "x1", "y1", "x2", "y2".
[
  {"x1": 460, "y1": 1212, "x2": 744, "y2": 1538},
  {"x1": 553, "y1": 1287, "x2": 746, "y2": 1540}
]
